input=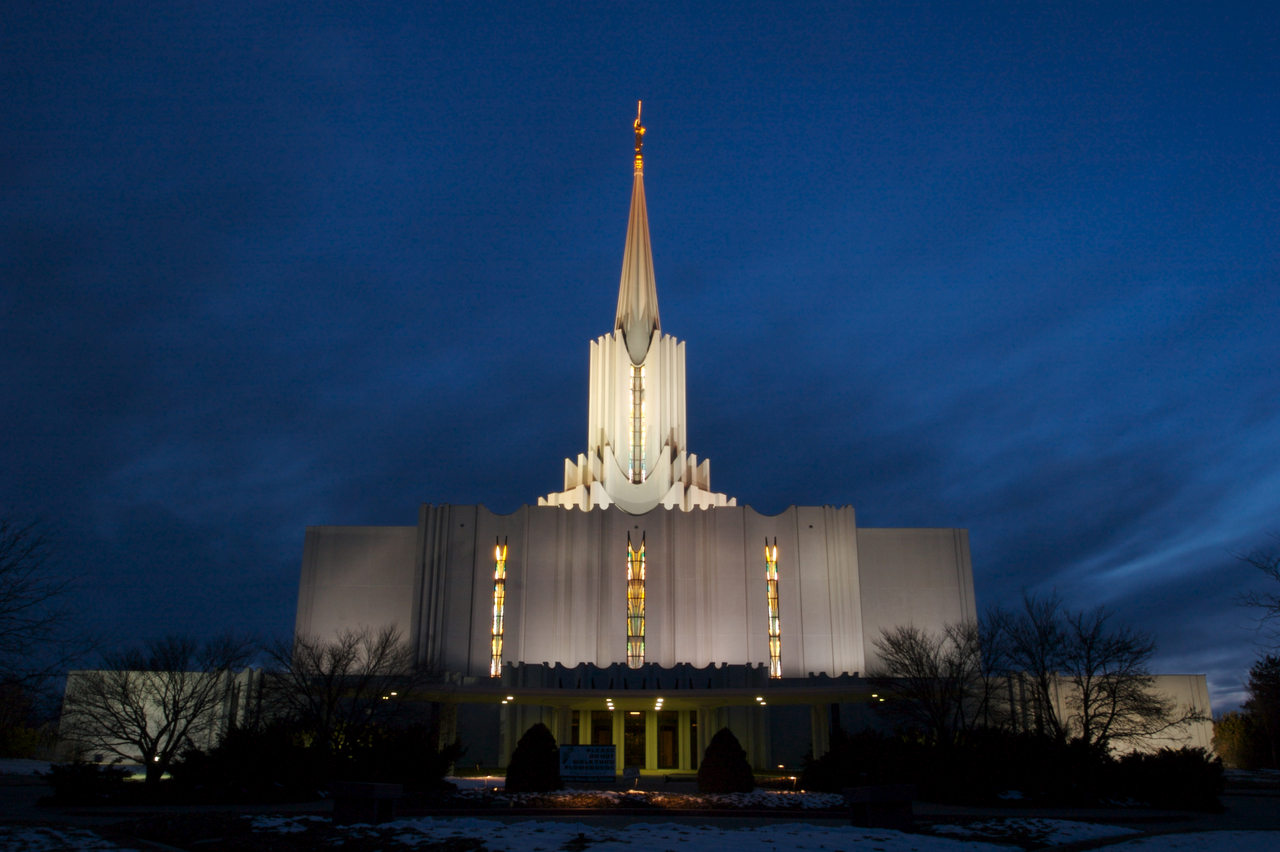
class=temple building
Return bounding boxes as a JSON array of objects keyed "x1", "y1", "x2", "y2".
[{"x1": 293, "y1": 108, "x2": 1210, "y2": 772}]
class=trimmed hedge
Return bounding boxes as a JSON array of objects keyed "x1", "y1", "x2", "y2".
[
  {"x1": 801, "y1": 728, "x2": 1223, "y2": 812},
  {"x1": 1117, "y1": 747, "x2": 1224, "y2": 811},
  {"x1": 168, "y1": 721, "x2": 464, "y2": 803},
  {"x1": 42, "y1": 761, "x2": 131, "y2": 805}
]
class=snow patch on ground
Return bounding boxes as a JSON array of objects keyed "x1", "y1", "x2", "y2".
[
  {"x1": 0, "y1": 826, "x2": 138, "y2": 851},
  {"x1": 381, "y1": 817, "x2": 1011, "y2": 852},
  {"x1": 1106, "y1": 832, "x2": 1280, "y2": 852},
  {"x1": 931, "y1": 818, "x2": 1140, "y2": 846},
  {"x1": 246, "y1": 815, "x2": 331, "y2": 833},
  {"x1": 1224, "y1": 768, "x2": 1280, "y2": 777}
]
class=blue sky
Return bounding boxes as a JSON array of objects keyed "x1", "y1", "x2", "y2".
[{"x1": 2, "y1": 2, "x2": 1278, "y2": 709}]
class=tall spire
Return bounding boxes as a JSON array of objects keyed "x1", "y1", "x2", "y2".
[{"x1": 615, "y1": 101, "x2": 661, "y2": 365}]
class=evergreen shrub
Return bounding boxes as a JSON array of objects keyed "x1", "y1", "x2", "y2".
[
  {"x1": 343, "y1": 723, "x2": 464, "y2": 791},
  {"x1": 168, "y1": 722, "x2": 329, "y2": 803},
  {"x1": 1116, "y1": 747, "x2": 1224, "y2": 812},
  {"x1": 697, "y1": 727, "x2": 754, "y2": 793},
  {"x1": 1214, "y1": 711, "x2": 1272, "y2": 769},
  {"x1": 42, "y1": 761, "x2": 131, "y2": 805},
  {"x1": 504, "y1": 723, "x2": 561, "y2": 792}
]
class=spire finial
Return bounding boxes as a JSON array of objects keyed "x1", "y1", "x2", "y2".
[{"x1": 633, "y1": 101, "x2": 645, "y2": 172}]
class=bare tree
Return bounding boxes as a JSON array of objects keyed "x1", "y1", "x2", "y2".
[
  {"x1": 873, "y1": 595, "x2": 1204, "y2": 750},
  {"x1": 1002, "y1": 592, "x2": 1204, "y2": 749},
  {"x1": 1237, "y1": 534, "x2": 1280, "y2": 647},
  {"x1": 998, "y1": 592, "x2": 1070, "y2": 740},
  {"x1": 61, "y1": 634, "x2": 254, "y2": 784},
  {"x1": 260, "y1": 626, "x2": 439, "y2": 757},
  {"x1": 0, "y1": 517, "x2": 93, "y2": 689},
  {"x1": 869, "y1": 621, "x2": 995, "y2": 742}
]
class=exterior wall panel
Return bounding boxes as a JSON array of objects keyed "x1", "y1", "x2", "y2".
[
  {"x1": 297, "y1": 526, "x2": 417, "y2": 641},
  {"x1": 857, "y1": 528, "x2": 981, "y2": 673},
  {"x1": 294, "y1": 507, "x2": 979, "y2": 681}
]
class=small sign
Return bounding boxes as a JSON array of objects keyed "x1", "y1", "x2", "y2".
[{"x1": 559, "y1": 745, "x2": 616, "y2": 782}]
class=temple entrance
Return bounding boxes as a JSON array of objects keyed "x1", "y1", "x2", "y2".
[
  {"x1": 591, "y1": 710, "x2": 613, "y2": 745},
  {"x1": 657, "y1": 710, "x2": 679, "y2": 768},
  {"x1": 623, "y1": 711, "x2": 645, "y2": 767}
]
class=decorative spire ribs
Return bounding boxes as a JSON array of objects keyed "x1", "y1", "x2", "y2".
[
  {"x1": 537, "y1": 106, "x2": 736, "y2": 514},
  {"x1": 615, "y1": 101, "x2": 660, "y2": 366}
]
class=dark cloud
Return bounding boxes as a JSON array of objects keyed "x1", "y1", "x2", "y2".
[{"x1": 2, "y1": 2, "x2": 1278, "y2": 709}]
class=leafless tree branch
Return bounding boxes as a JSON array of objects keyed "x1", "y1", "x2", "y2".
[
  {"x1": 259, "y1": 626, "x2": 441, "y2": 756},
  {"x1": 1236, "y1": 534, "x2": 1280, "y2": 648},
  {"x1": 61, "y1": 634, "x2": 254, "y2": 784}
]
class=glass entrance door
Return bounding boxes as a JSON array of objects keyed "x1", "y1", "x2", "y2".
[
  {"x1": 591, "y1": 711, "x2": 613, "y2": 745},
  {"x1": 624, "y1": 711, "x2": 645, "y2": 767},
  {"x1": 657, "y1": 710, "x2": 678, "y2": 768}
]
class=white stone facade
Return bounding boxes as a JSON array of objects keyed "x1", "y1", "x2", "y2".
[
  {"x1": 538, "y1": 329, "x2": 735, "y2": 514},
  {"x1": 538, "y1": 128, "x2": 732, "y2": 515},
  {"x1": 295, "y1": 504, "x2": 978, "y2": 680}
]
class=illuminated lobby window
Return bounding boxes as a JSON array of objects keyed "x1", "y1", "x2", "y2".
[
  {"x1": 624, "y1": 711, "x2": 646, "y2": 767},
  {"x1": 591, "y1": 710, "x2": 613, "y2": 745}
]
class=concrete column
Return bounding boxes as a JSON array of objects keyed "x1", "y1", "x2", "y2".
[
  {"x1": 645, "y1": 710, "x2": 657, "y2": 770},
  {"x1": 499, "y1": 705, "x2": 511, "y2": 767},
  {"x1": 749, "y1": 706, "x2": 766, "y2": 769},
  {"x1": 678, "y1": 710, "x2": 691, "y2": 770},
  {"x1": 437, "y1": 703, "x2": 459, "y2": 750},
  {"x1": 554, "y1": 706, "x2": 572, "y2": 747},
  {"x1": 696, "y1": 708, "x2": 711, "y2": 767},
  {"x1": 810, "y1": 703, "x2": 830, "y2": 759},
  {"x1": 613, "y1": 711, "x2": 624, "y2": 772}
]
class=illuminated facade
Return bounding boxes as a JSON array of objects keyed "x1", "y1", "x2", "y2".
[
  {"x1": 537, "y1": 106, "x2": 735, "y2": 516},
  {"x1": 295, "y1": 109, "x2": 986, "y2": 772}
]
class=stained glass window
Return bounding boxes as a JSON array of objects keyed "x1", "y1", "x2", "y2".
[
  {"x1": 490, "y1": 538, "x2": 508, "y2": 677},
  {"x1": 627, "y1": 533, "x2": 646, "y2": 667},
  {"x1": 765, "y1": 538, "x2": 781, "y2": 678}
]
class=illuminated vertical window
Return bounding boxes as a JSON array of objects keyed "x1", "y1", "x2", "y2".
[
  {"x1": 628, "y1": 365, "x2": 646, "y2": 483},
  {"x1": 765, "y1": 537, "x2": 781, "y2": 678},
  {"x1": 490, "y1": 537, "x2": 508, "y2": 677},
  {"x1": 626, "y1": 533, "x2": 646, "y2": 667}
]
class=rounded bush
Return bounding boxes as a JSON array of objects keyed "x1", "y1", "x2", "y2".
[
  {"x1": 505, "y1": 723, "x2": 562, "y2": 792},
  {"x1": 697, "y1": 727, "x2": 754, "y2": 793}
]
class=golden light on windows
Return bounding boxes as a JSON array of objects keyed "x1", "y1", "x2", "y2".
[
  {"x1": 765, "y1": 537, "x2": 781, "y2": 679},
  {"x1": 626, "y1": 532, "x2": 646, "y2": 667},
  {"x1": 489, "y1": 537, "x2": 509, "y2": 677}
]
